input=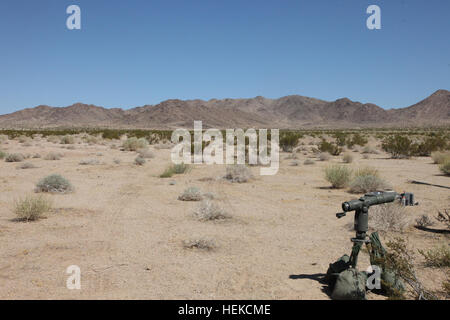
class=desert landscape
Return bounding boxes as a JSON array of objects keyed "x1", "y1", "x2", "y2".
[{"x1": 0, "y1": 128, "x2": 448, "y2": 300}]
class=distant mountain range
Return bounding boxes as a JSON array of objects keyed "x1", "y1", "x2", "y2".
[{"x1": 0, "y1": 89, "x2": 449, "y2": 129}]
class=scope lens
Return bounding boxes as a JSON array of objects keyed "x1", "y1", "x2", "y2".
[{"x1": 342, "y1": 202, "x2": 350, "y2": 211}]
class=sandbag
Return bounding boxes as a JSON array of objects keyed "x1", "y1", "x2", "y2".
[
  {"x1": 325, "y1": 254, "x2": 350, "y2": 290},
  {"x1": 331, "y1": 268, "x2": 367, "y2": 300}
]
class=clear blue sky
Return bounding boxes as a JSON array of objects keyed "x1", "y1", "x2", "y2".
[{"x1": 1, "y1": 0, "x2": 449, "y2": 114}]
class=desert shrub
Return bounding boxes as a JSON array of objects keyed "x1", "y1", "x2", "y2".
[
  {"x1": 419, "y1": 245, "x2": 450, "y2": 268},
  {"x1": 304, "y1": 159, "x2": 315, "y2": 165},
  {"x1": 354, "y1": 166, "x2": 379, "y2": 178},
  {"x1": 224, "y1": 164, "x2": 253, "y2": 183},
  {"x1": 13, "y1": 195, "x2": 52, "y2": 221},
  {"x1": 137, "y1": 148, "x2": 155, "y2": 159},
  {"x1": 35, "y1": 174, "x2": 73, "y2": 193},
  {"x1": 279, "y1": 132, "x2": 302, "y2": 152},
  {"x1": 342, "y1": 152, "x2": 354, "y2": 163},
  {"x1": 319, "y1": 152, "x2": 331, "y2": 161},
  {"x1": 5, "y1": 153, "x2": 24, "y2": 162},
  {"x1": 44, "y1": 152, "x2": 62, "y2": 160},
  {"x1": 83, "y1": 135, "x2": 99, "y2": 144},
  {"x1": 16, "y1": 162, "x2": 36, "y2": 169},
  {"x1": 160, "y1": 163, "x2": 190, "y2": 178},
  {"x1": 431, "y1": 151, "x2": 450, "y2": 164},
  {"x1": 439, "y1": 159, "x2": 450, "y2": 175},
  {"x1": 134, "y1": 156, "x2": 146, "y2": 166},
  {"x1": 178, "y1": 187, "x2": 203, "y2": 201},
  {"x1": 415, "y1": 215, "x2": 434, "y2": 228},
  {"x1": 289, "y1": 160, "x2": 299, "y2": 166},
  {"x1": 349, "y1": 175, "x2": 390, "y2": 194},
  {"x1": 122, "y1": 137, "x2": 148, "y2": 151},
  {"x1": 350, "y1": 133, "x2": 368, "y2": 147},
  {"x1": 0, "y1": 150, "x2": 6, "y2": 159},
  {"x1": 319, "y1": 140, "x2": 342, "y2": 155},
  {"x1": 113, "y1": 158, "x2": 121, "y2": 164},
  {"x1": 413, "y1": 136, "x2": 448, "y2": 156},
  {"x1": 382, "y1": 135, "x2": 414, "y2": 159},
  {"x1": 363, "y1": 154, "x2": 370, "y2": 159},
  {"x1": 46, "y1": 135, "x2": 60, "y2": 143},
  {"x1": 435, "y1": 210, "x2": 450, "y2": 230},
  {"x1": 193, "y1": 200, "x2": 230, "y2": 221},
  {"x1": 375, "y1": 238, "x2": 436, "y2": 300},
  {"x1": 369, "y1": 203, "x2": 409, "y2": 232},
  {"x1": 182, "y1": 239, "x2": 216, "y2": 251},
  {"x1": 79, "y1": 159, "x2": 100, "y2": 165},
  {"x1": 32, "y1": 153, "x2": 41, "y2": 158},
  {"x1": 324, "y1": 165, "x2": 352, "y2": 188},
  {"x1": 60, "y1": 135, "x2": 75, "y2": 144}
]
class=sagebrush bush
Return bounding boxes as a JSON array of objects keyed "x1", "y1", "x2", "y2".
[
  {"x1": 319, "y1": 140, "x2": 342, "y2": 155},
  {"x1": 439, "y1": 159, "x2": 450, "y2": 175},
  {"x1": 0, "y1": 150, "x2": 6, "y2": 159},
  {"x1": 342, "y1": 152, "x2": 354, "y2": 163},
  {"x1": 224, "y1": 164, "x2": 253, "y2": 183},
  {"x1": 349, "y1": 175, "x2": 390, "y2": 194},
  {"x1": 35, "y1": 174, "x2": 73, "y2": 193},
  {"x1": 122, "y1": 137, "x2": 148, "y2": 151},
  {"x1": 14, "y1": 195, "x2": 52, "y2": 221},
  {"x1": 419, "y1": 245, "x2": 450, "y2": 268},
  {"x1": 16, "y1": 162, "x2": 36, "y2": 169},
  {"x1": 79, "y1": 159, "x2": 100, "y2": 165},
  {"x1": 5, "y1": 153, "x2": 24, "y2": 162},
  {"x1": 304, "y1": 159, "x2": 315, "y2": 165},
  {"x1": 44, "y1": 152, "x2": 62, "y2": 160},
  {"x1": 60, "y1": 135, "x2": 75, "y2": 144},
  {"x1": 431, "y1": 151, "x2": 450, "y2": 164},
  {"x1": 137, "y1": 149, "x2": 155, "y2": 159},
  {"x1": 415, "y1": 215, "x2": 434, "y2": 228},
  {"x1": 178, "y1": 187, "x2": 203, "y2": 201},
  {"x1": 160, "y1": 163, "x2": 189, "y2": 178},
  {"x1": 362, "y1": 146, "x2": 378, "y2": 154},
  {"x1": 193, "y1": 200, "x2": 230, "y2": 221},
  {"x1": 369, "y1": 203, "x2": 409, "y2": 232},
  {"x1": 134, "y1": 156, "x2": 146, "y2": 166},
  {"x1": 324, "y1": 165, "x2": 352, "y2": 188}
]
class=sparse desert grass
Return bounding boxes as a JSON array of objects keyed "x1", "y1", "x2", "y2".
[
  {"x1": 342, "y1": 152, "x2": 354, "y2": 163},
  {"x1": 160, "y1": 163, "x2": 190, "y2": 178},
  {"x1": 319, "y1": 152, "x2": 331, "y2": 161},
  {"x1": 122, "y1": 137, "x2": 148, "y2": 151},
  {"x1": 16, "y1": 162, "x2": 37, "y2": 169},
  {"x1": 439, "y1": 159, "x2": 450, "y2": 175},
  {"x1": 419, "y1": 245, "x2": 450, "y2": 268},
  {"x1": 134, "y1": 156, "x2": 146, "y2": 166},
  {"x1": 0, "y1": 150, "x2": 7, "y2": 159},
  {"x1": 193, "y1": 200, "x2": 230, "y2": 221},
  {"x1": 35, "y1": 174, "x2": 74, "y2": 194},
  {"x1": 5, "y1": 153, "x2": 24, "y2": 162},
  {"x1": 369, "y1": 203, "x2": 409, "y2": 232},
  {"x1": 431, "y1": 151, "x2": 450, "y2": 164},
  {"x1": 324, "y1": 165, "x2": 352, "y2": 189},
  {"x1": 13, "y1": 195, "x2": 52, "y2": 221},
  {"x1": 32, "y1": 153, "x2": 41, "y2": 158},
  {"x1": 415, "y1": 214, "x2": 434, "y2": 228},
  {"x1": 224, "y1": 164, "x2": 253, "y2": 183},
  {"x1": 44, "y1": 152, "x2": 62, "y2": 160},
  {"x1": 79, "y1": 159, "x2": 100, "y2": 165},
  {"x1": 60, "y1": 135, "x2": 75, "y2": 144},
  {"x1": 178, "y1": 187, "x2": 203, "y2": 201},
  {"x1": 304, "y1": 159, "x2": 315, "y2": 165},
  {"x1": 182, "y1": 239, "x2": 216, "y2": 251},
  {"x1": 113, "y1": 158, "x2": 121, "y2": 164}
]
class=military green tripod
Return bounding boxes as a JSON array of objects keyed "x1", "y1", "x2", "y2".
[{"x1": 336, "y1": 191, "x2": 397, "y2": 268}]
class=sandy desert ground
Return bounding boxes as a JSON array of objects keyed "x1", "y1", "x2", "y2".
[{"x1": 0, "y1": 135, "x2": 448, "y2": 299}]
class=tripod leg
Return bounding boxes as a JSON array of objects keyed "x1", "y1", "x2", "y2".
[{"x1": 349, "y1": 242, "x2": 363, "y2": 268}]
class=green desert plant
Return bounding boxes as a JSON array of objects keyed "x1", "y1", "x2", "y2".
[
  {"x1": 324, "y1": 165, "x2": 352, "y2": 188},
  {"x1": 134, "y1": 156, "x2": 146, "y2": 166},
  {"x1": 44, "y1": 152, "x2": 62, "y2": 160},
  {"x1": 431, "y1": 151, "x2": 450, "y2": 164},
  {"x1": 60, "y1": 135, "x2": 75, "y2": 144},
  {"x1": 419, "y1": 245, "x2": 450, "y2": 268},
  {"x1": 382, "y1": 135, "x2": 414, "y2": 159},
  {"x1": 35, "y1": 174, "x2": 73, "y2": 194},
  {"x1": 439, "y1": 159, "x2": 450, "y2": 175},
  {"x1": 14, "y1": 195, "x2": 53, "y2": 221}
]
